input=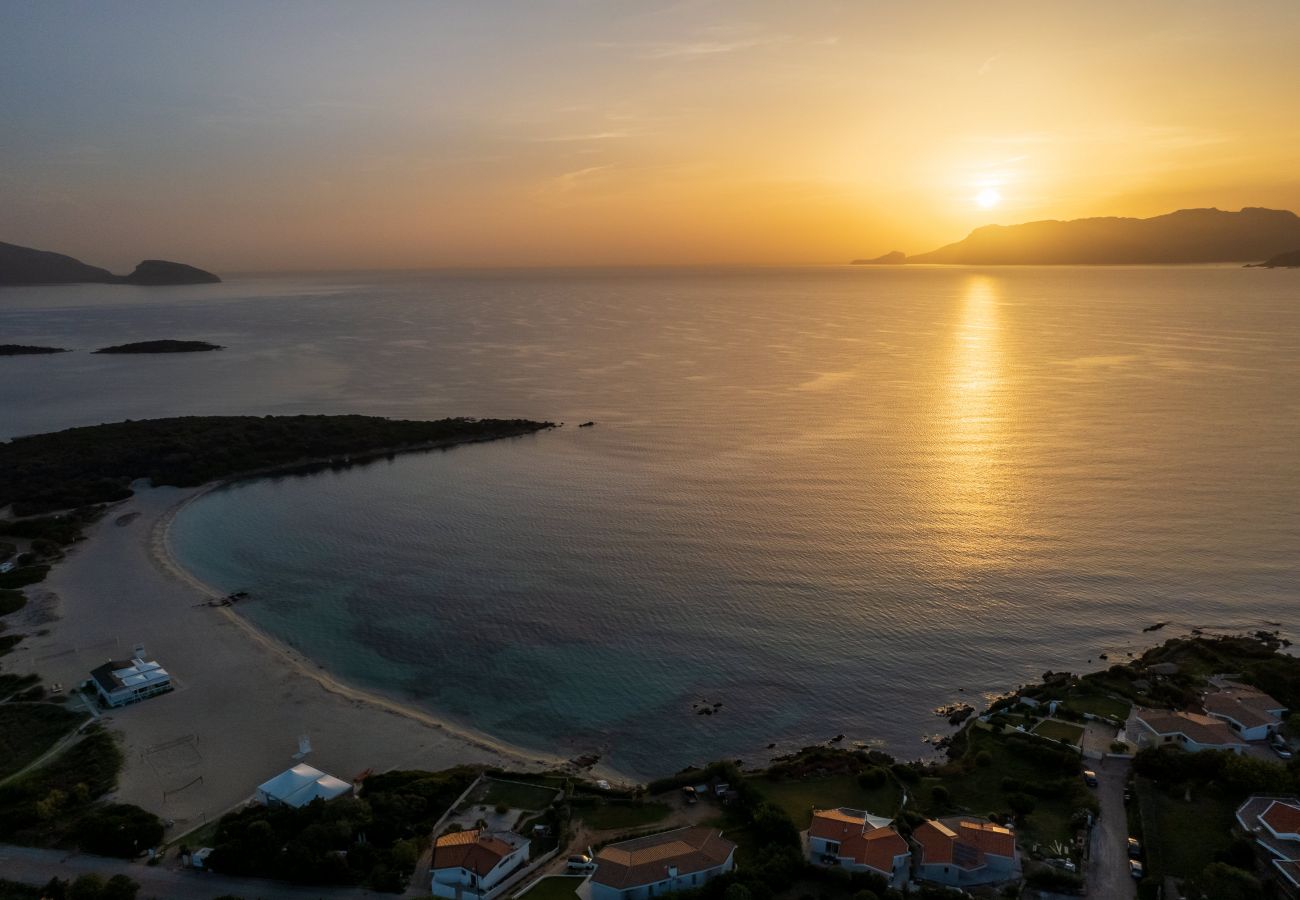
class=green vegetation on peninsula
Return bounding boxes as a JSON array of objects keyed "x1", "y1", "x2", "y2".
[{"x1": 0, "y1": 414, "x2": 554, "y2": 515}]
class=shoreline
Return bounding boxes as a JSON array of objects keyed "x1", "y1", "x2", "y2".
[
  {"x1": 16, "y1": 431, "x2": 629, "y2": 836},
  {"x1": 150, "y1": 476, "x2": 615, "y2": 783}
]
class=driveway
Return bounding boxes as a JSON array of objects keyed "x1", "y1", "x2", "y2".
[
  {"x1": 1086, "y1": 756, "x2": 1136, "y2": 900},
  {"x1": 0, "y1": 844, "x2": 379, "y2": 900}
]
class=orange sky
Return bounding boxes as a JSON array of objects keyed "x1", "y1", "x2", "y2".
[{"x1": 3, "y1": 1, "x2": 1299, "y2": 271}]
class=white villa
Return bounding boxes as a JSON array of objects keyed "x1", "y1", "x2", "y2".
[
  {"x1": 256, "y1": 763, "x2": 353, "y2": 808},
  {"x1": 431, "y1": 829, "x2": 529, "y2": 899},
  {"x1": 912, "y1": 817, "x2": 1020, "y2": 887},
  {"x1": 581, "y1": 826, "x2": 736, "y2": 900},
  {"x1": 1126, "y1": 707, "x2": 1250, "y2": 753},
  {"x1": 1203, "y1": 681, "x2": 1287, "y2": 741},
  {"x1": 806, "y1": 808, "x2": 910, "y2": 886},
  {"x1": 1236, "y1": 796, "x2": 1300, "y2": 898},
  {"x1": 89, "y1": 653, "x2": 172, "y2": 707}
]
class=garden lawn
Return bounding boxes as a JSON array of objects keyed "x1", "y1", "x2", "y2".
[
  {"x1": 0, "y1": 704, "x2": 88, "y2": 780},
  {"x1": 572, "y1": 799, "x2": 671, "y2": 831},
  {"x1": 1032, "y1": 719, "x2": 1086, "y2": 745},
  {"x1": 516, "y1": 875, "x2": 584, "y2": 900},
  {"x1": 1063, "y1": 685, "x2": 1132, "y2": 721},
  {"x1": 475, "y1": 778, "x2": 560, "y2": 811},
  {"x1": 1134, "y1": 777, "x2": 1239, "y2": 881},
  {"x1": 923, "y1": 729, "x2": 1084, "y2": 846},
  {"x1": 748, "y1": 773, "x2": 903, "y2": 829}
]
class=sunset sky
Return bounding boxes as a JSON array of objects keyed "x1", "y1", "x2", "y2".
[{"x1": 3, "y1": 0, "x2": 1299, "y2": 271}]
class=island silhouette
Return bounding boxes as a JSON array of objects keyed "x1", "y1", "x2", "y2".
[
  {"x1": 854, "y1": 207, "x2": 1300, "y2": 265},
  {"x1": 0, "y1": 241, "x2": 220, "y2": 286}
]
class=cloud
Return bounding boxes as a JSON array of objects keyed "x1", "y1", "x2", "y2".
[{"x1": 530, "y1": 131, "x2": 633, "y2": 143}]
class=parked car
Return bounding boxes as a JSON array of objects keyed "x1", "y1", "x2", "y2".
[
  {"x1": 682, "y1": 785, "x2": 698, "y2": 804},
  {"x1": 1083, "y1": 770, "x2": 1099, "y2": 787},
  {"x1": 1271, "y1": 736, "x2": 1293, "y2": 759},
  {"x1": 1127, "y1": 837, "x2": 1142, "y2": 859},
  {"x1": 1123, "y1": 787, "x2": 1133, "y2": 805},
  {"x1": 1129, "y1": 859, "x2": 1145, "y2": 880},
  {"x1": 567, "y1": 854, "x2": 596, "y2": 872}
]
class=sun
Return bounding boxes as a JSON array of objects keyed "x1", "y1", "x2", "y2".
[{"x1": 975, "y1": 188, "x2": 1002, "y2": 209}]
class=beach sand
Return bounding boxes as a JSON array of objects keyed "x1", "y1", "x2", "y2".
[{"x1": 16, "y1": 483, "x2": 565, "y2": 836}]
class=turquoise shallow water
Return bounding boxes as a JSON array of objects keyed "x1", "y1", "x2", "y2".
[{"x1": 4, "y1": 266, "x2": 1299, "y2": 776}]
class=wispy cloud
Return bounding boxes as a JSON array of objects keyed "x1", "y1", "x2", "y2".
[{"x1": 530, "y1": 131, "x2": 633, "y2": 143}]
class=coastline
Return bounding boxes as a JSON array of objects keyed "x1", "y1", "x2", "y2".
[
  {"x1": 150, "y1": 477, "x2": 605, "y2": 781},
  {"x1": 16, "y1": 435, "x2": 625, "y2": 837}
]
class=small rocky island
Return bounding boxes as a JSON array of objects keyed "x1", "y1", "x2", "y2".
[
  {"x1": 94, "y1": 340, "x2": 224, "y2": 354},
  {"x1": 0, "y1": 240, "x2": 220, "y2": 286},
  {"x1": 0, "y1": 344, "x2": 68, "y2": 356}
]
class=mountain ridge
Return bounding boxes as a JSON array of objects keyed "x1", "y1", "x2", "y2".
[{"x1": 856, "y1": 207, "x2": 1300, "y2": 265}]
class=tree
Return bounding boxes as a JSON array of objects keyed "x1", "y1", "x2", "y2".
[
  {"x1": 724, "y1": 885, "x2": 754, "y2": 900},
  {"x1": 100, "y1": 875, "x2": 140, "y2": 900},
  {"x1": 1185, "y1": 862, "x2": 1262, "y2": 900},
  {"x1": 67, "y1": 875, "x2": 104, "y2": 900}
]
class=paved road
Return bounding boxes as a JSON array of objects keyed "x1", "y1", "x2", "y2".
[
  {"x1": 1086, "y1": 756, "x2": 1136, "y2": 900},
  {"x1": 0, "y1": 844, "x2": 380, "y2": 900}
]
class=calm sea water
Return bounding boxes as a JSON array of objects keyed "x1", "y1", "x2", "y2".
[{"x1": 3, "y1": 267, "x2": 1298, "y2": 776}]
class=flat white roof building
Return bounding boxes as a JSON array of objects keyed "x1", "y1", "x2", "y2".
[
  {"x1": 90, "y1": 655, "x2": 173, "y2": 708},
  {"x1": 256, "y1": 763, "x2": 353, "y2": 808}
]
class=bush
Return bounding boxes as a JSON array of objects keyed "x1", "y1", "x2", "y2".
[
  {"x1": 975, "y1": 750, "x2": 993, "y2": 767},
  {"x1": 857, "y1": 767, "x2": 886, "y2": 789},
  {"x1": 930, "y1": 786, "x2": 950, "y2": 807},
  {"x1": 75, "y1": 804, "x2": 164, "y2": 858}
]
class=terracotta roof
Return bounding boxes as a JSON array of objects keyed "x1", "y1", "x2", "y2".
[
  {"x1": 432, "y1": 829, "x2": 516, "y2": 875},
  {"x1": 1264, "y1": 801, "x2": 1300, "y2": 837},
  {"x1": 809, "y1": 808, "x2": 869, "y2": 841},
  {"x1": 913, "y1": 820, "x2": 957, "y2": 865},
  {"x1": 1235, "y1": 795, "x2": 1300, "y2": 863},
  {"x1": 840, "y1": 826, "x2": 909, "y2": 874},
  {"x1": 592, "y1": 826, "x2": 735, "y2": 889},
  {"x1": 913, "y1": 818, "x2": 1015, "y2": 870},
  {"x1": 1203, "y1": 684, "x2": 1286, "y2": 730},
  {"x1": 1133, "y1": 707, "x2": 1246, "y2": 746}
]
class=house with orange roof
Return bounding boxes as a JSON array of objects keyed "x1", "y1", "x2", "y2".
[
  {"x1": 431, "y1": 829, "x2": 530, "y2": 899},
  {"x1": 806, "y1": 807, "x2": 910, "y2": 886},
  {"x1": 1126, "y1": 706, "x2": 1250, "y2": 753},
  {"x1": 1236, "y1": 795, "x2": 1300, "y2": 898},
  {"x1": 1203, "y1": 681, "x2": 1287, "y2": 741},
  {"x1": 912, "y1": 817, "x2": 1020, "y2": 887},
  {"x1": 581, "y1": 826, "x2": 735, "y2": 900}
]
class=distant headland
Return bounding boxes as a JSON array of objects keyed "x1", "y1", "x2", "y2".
[
  {"x1": 0, "y1": 240, "x2": 220, "y2": 286},
  {"x1": 1246, "y1": 248, "x2": 1300, "y2": 268},
  {"x1": 0, "y1": 344, "x2": 68, "y2": 356},
  {"x1": 853, "y1": 207, "x2": 1300, "y2": 265}
]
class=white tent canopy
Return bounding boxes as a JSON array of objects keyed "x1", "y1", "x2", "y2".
[{"x1": 256, "y1": 763, "x2": 352, "y2": 808}]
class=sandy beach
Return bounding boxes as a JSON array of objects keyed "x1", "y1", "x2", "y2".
[{"x1": 15, "y1": 481, "x2": 575, "y2": 837}]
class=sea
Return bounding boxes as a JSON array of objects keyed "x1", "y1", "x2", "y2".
[{"x1": 2, "y1": 266, "x2": 1298, "y2": 778}]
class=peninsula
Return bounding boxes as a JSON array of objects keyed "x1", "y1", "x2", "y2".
[
  {"x1": 0, "y1": 414, "x2": 554, "y2": 515},
  {"x1": 0, "y1": 240, "x2": 220, "y2": 286},
  {"x1": 1248, "y1": 248, "x2": 1300, "y2": 268},
  {"x1": 93, "y1": 340, "x2": 224, "y2": 355},
  {"x1": 854, "y1": 206, "x2": 1300, "y2": 265}
]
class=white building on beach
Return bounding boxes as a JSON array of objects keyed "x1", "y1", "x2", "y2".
[
  {"x1": 256, "y1": 763, "x2": 353, "y2": 808},
  {"x1": 89, "y1": 653, "x2": 173, "y2": 708}
]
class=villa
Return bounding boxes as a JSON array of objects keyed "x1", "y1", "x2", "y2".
[
  {"x1": 1235, "y1": 796, "x2": 1300, "y2": 897},
  {"x1": 1126, "y1": 707, "x2": 1250, "y2": 753},
  {"x1": 806, "y1": 807, "x2": 910, "y2": 886},
  {"x1": 431, "y1": 829, "x2": 530, "y2": 899},
  {"x1": 89, "y1": 652, "x2": 172, "y2": 708},
  {"x1": 1202, "y1": 681, "x2": 1287, "y2": 741},
  {"x1": 256, "y1": 763, "x2": 353, "y2": 808},
  {"x1": 581, "y1": 826, "x2": 736, "y2": 900},
  {"x1": 912, "y1": 817, "x2": 1020, "y2": 887}
]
